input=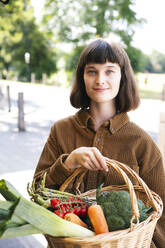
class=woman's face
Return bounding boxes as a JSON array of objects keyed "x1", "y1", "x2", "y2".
[{"x1": 83, "y1": 62, "x2": 121, "y2": 105}]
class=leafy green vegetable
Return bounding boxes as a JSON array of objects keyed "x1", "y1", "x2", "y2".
[{"x1": 96, "y1": 184, "x2": 152, "y2": 231}]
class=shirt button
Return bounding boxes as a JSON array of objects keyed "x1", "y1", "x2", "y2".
[
  {"x1": 96, "y1": 137, "x2": 100, "y2": 142},
  {"x1": 103, "y1": 121, "x2": 109, "y2": 127}
]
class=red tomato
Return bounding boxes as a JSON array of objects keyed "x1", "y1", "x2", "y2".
[
  {"x1": 51, "y1": 198, "x2": 61, "y2": 209},
  {"x1": 68, "y1": 196, "x2": 74, "y2": 202},
  {"x1": 59, "y1": 205, "x2": 67, "y2": 215},
  {"x1": 54, "y1": 209, "x2": 64, "y2": 218},
  {"x1": 80, "y1": 205, "x2": 87, "y2": 217},
  {"x1": 73, "y1": 206, "x2": 81, "y2": 216},
  {"x1": 64, "y1": 205, "x2": 72, "y2": 214}
]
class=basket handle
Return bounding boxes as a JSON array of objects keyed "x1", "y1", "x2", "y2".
[
  {"x1": 59, "y1": 167, "x2": 87, "y2": 193},
  {"x1": 106, "y1": 159, "x2": 159, "y2": 211},
  {"x1": 60, "y1": 158, "x2": 158, "y2": 211},
  {"x1": 60, "y1": 158, "x2": 159, "y2": 230},
  {"x1": 59, "y1": 158, "x2": 159, "y2": 226},
  {"x1": 107, "y1": 159, "x2": 159, "y2": 212}
]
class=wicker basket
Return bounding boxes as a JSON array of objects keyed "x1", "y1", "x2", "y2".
[{"x1": 46, "y1": 158, "x2": 163, "y2": 248}]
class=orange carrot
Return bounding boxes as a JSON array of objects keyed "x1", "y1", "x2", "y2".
[
  {"x1": 88, "y1": 204, "x2": 109, "y2": 234},
  {"x1": 64, "y1": 213, "x2": 88, "y2": 228}
]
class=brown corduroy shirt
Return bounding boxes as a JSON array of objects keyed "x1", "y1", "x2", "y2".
[{"x1": 34, "y1": 109, "x2": 165, "y2": 248}]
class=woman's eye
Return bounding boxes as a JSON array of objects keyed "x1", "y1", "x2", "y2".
[
  {"x1": 87, "y1": 70, "x2": 96, "y2": 75},
  {"x1": 106, "y1": 70, "x2": 113, "y2": 74}
]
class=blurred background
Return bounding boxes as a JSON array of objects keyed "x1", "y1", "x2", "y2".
[
  {"x1": 0, "y1": 0, "x2": 165, "y2": 85},
  {"x1": 0, "y1": 0, "x2": 165, "y2": 247}
]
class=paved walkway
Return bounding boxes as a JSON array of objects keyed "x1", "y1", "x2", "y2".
[
  {"x1": 0, "y1": 81, "x2": 76, "y2": 248},
  {"x1": 0, "y1": 80, "x2": 165, "y2": 247}
]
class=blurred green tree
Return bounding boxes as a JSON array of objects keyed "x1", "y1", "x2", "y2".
[
  {"x1": 43, "y1": 0, "x2": 145, "y2": 74},
  {"x1": 0, "y1": 0, "x2": 57, "y2": 81},
  {"x1": 11, "y1": 19, "x2": 57, "y2": 81},
  {"x1": 142, "y1": 54, "x2": 154, "y2": 73},
  {"x1": 150, "y1": 51, "x2": 165, "y2": 73},
  {"x1": 43, "y1": 0, "x2": 143, "y2": 45},
  {"x1": 141, "y1": 51, "x2": 165, "y2": 73},
  {"x1": 125, "y1": 46, "x2": 147, "y2": 73}
]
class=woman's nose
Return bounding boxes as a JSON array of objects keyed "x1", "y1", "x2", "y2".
[{"x1": 96, "y1": 73, "x2": 105, "y2": 85}]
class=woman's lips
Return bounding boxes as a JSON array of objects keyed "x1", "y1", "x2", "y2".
[{"x1": 93, "y1": 88, "x2": 109, "y2": 92}]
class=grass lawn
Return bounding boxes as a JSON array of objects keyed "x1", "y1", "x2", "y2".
[{"x1": 137, "y1": 73, "x2": 165, "y2": 100}]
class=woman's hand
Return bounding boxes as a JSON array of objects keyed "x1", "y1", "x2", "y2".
[{"x1": 64, "y1": 147, "x2": 108, "y2": 172}]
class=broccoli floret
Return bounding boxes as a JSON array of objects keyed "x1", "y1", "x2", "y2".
[{"x1": 96, "y1": 186, "x2": 151, "y2": 231}]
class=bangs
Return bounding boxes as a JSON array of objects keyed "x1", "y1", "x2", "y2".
[
  {"x1": 71, "y1": 38, "x2": 140, "y2": 111},
  {"x1": 83, "y1": 39, "x2": 124, "y2": 66}
]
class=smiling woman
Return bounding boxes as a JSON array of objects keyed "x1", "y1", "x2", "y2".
[
  {"x1": 33, "y1": 38, "x2": 165, "y2": 248},
  {"x1": 83, "y1": 63, "x2": 121, "y2": 106},
  {"x1": 70, "y1": 39, "x2": 139, "y2": 113}
]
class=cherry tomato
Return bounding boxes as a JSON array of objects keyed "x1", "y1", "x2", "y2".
[
  {"x1": 80, "y1": 205, "x2": 87, "y2": 217},
  {"x1": 51, "y1": 198, "x2": 61, "y2": 209},
  {"x1": 64, "y1": 204, "x2": 71, "y2": 214},
  {"x1": 59, "y1": 205, "x2": 67, "y2": 215},
  {"x1": 73, "y1": 206, "x2": 81, "y2": 216},
  {"x1": 69, "y1": 196, "x2": 74, "y2": 201},
  {"x1": 54, "y1": 209, "x2": 64, "y2": 218}
]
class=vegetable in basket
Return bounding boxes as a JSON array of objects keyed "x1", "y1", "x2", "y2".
[
  {"x1": 50, "y1": 196, "x2": 88, "y2": 218},
  {"x1": 27, "y1": 173, "x2": 92, "y2": 220},
  {"x1": 88, "y1": 204, "x2": 109, "y2": 234},
  {"x1": 0, "y1": 179, "x2": 94, "y2": 239},
  {"x1": 64, "y1": 213, "x2": 88, "y2": 228},
  {"x1": 96, "y1": 184, "x2": 152, "y2": 231}
]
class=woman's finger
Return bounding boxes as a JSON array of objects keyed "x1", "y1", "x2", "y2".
[
  {"x1": 92, "y1": 147, "x2": 108, "y2": 171},
  {"x1": 83, "y1": 156, "x2": 98, "y2": 170},
  {"x1": 88, "y1": 152, "x2": 102, "y2": 170}
]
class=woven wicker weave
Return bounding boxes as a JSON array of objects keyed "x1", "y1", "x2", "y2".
[{"x1": 48, "y1": 158, "x2": 163, "y2": 248}]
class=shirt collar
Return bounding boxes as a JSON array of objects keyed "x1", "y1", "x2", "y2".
[
  {"x1": 75, "y1": 109, "x2": 93, "y2": 128},
  {"x1": 109, "y1": 112, "x2": 130, "y2": 133},
  {"x1": 75, "y1": 109, "x2": 130, "y2": 133}
]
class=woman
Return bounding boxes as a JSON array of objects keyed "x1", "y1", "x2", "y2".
[{"x1": 34, "y1": 38, "x2": 165, "y2": 248}]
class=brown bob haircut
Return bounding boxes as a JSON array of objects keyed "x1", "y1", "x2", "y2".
[{"x1": 70, "y1": 38, "x2": 140, "y2": 112}]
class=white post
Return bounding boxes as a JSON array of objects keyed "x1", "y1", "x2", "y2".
[
  {"x1": 18, "y1": 92, "x2": 25, "y2": 131},
  {"x1": 0, "y1": 85, "x2": 2, "y2": 96},
  {"x1": 42, "y1": 73, "x2": 47, "y2": 84},
  {"x1": 6, "y1": 85, "x2": 11, "y2": 112},
  {"x1": 162, "y1": 84, "x2": 165, "y2": 101},
  {"x1": 158, "y1": 112, "x2": 165, "y2": 160},
  {"x1": 31, "y1": 73, "x2": 35, "y2": 83}
]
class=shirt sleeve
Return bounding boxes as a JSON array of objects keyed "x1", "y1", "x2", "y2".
[
  {"x1": 33, "y1": 125, "x2": 75, "y2": 189},
  {"x1": 142, "y1": 156, "x2": 165, "y2": 248}
]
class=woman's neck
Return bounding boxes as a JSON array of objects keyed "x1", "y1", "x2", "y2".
[{"x1": 89, "y1": 101, "x2": 116, "y2": 130}]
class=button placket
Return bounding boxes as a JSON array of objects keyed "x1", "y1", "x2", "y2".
[
  {"x1": 86, "y1": 128, "x2": 108, "y2": 189},
  {"x1": 93, "y1": 133, "x2": 101, "y2": 148},
  {"x1": 93, "y1": 128, "x2": 106, "y2": 152}
]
